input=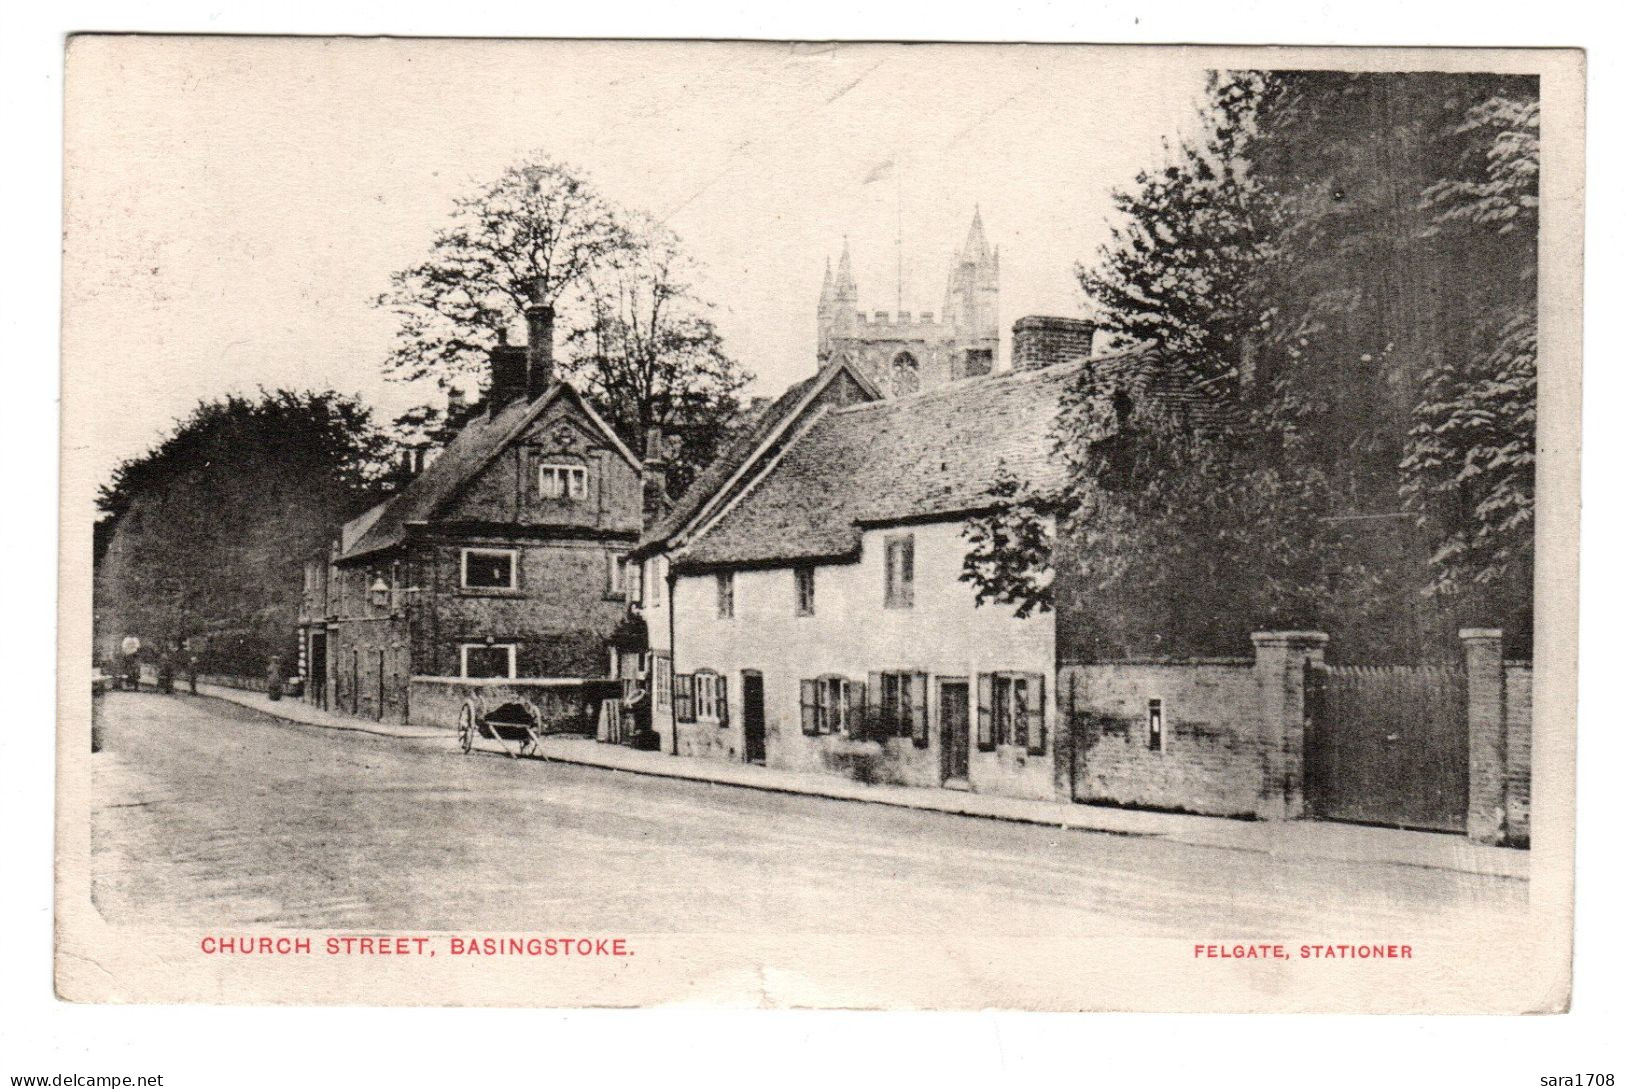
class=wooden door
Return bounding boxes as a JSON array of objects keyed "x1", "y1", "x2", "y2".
[
  {"x1": 940, "y1": 680, "x2": 970, "y2": 783},
  {"x1": 742, "y1": 671, "x2": 767, "y2": 765}
]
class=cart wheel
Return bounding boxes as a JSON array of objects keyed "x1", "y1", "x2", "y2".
[
  {"x1": 519, "y1": 736, "x2": 537, "y2": 758},
  {"x1": 458, "y1": 703, "x2": 475, "y2": 754}
]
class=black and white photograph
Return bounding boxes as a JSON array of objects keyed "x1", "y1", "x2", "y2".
[{"x1": 47, "y1": 37, "x2": 1581, "y2": 1024}]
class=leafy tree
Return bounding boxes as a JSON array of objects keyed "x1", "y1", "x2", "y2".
[
  {"x1": 963, "y1": 70, "x2": 1538, "y2": 660},
  {"x1": 377, "y1": 153, "x2": 749, "y2": 498},
  {"x1": 94, "y1": 390, "x2": 391, "y2": 677},
  {"x1": 375, "y1": 151, "x2": 627, "y2": 389},
  {"x1": 1401, "y1": 95, "x2": 1538, "y2": 618},
  {"x1": 563, "y1": 214, "x2": 752, "y2": 497}
]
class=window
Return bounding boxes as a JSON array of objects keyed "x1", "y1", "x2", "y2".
[
  {"x1": 800, "y1": 675, "x2": 859, "y2": 736},
  {"x1": 653, "y1": 654, "x2": 672, "y2": 710},
  {"x1": 883, "y1": 534, "x2": 914, "y2": 609},
  {"x1": 686, "y1": 670, "x2": 728, "y2": 724},
  {"x1": 1147, "y1": 698, "x2": 1164, "y2": 752},
  {"x1": 460, "y1": 643, "x2": 516, "y2": 679},
  {"x1": 607, "y1": 552, "x2": 634, "y2": 598},
  {"x1": 716, "y1": 572, "x2": 735, "y2": 618},
  {"x1": 645, "y1": 558, "x2": 662, "y2": 607},
  {"x1": 977, "y1": 671, "x2": 1047, "y2": 755},
  {"x1": 863, "y1": 670, "x2": 928, "y2": 746},
  {"x1": 539, "y1": 463, "x2": 587, "y2": 500},
  {"x1": 890, "y1": 351, "x2": 920, "y2": 397},
  {"x1": 461, "y1": 548, "x2": 516, "y2": 591},
  {"x1": 794, "y1": 566, "x2": 815, "y2": 616}
]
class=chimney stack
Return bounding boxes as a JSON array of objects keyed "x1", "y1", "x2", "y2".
[
  {"x1": 525, "y1": 302, "x2": 555, "y2": 399},
  {"x1": 487, "y1": 344, "x2": 528, "y2": 416},
  {"x1": 1011, "y1": 315, "x2": 1096, "y2": 372},
  {"x1": 642, "y1": 422, "x2": 668, "y2": 514}
]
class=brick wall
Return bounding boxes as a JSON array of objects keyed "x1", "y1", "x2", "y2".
[
  {"x1": 1012, "y1": 315, "x2": 1095, "y2": 372},
  {"x1": 1060, "y1": 660, "x2": 1264, "y2": 817}
]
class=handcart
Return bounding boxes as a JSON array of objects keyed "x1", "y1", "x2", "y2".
[{"x1": 455, "y1": 679, "x2": 622, "y2": 759}]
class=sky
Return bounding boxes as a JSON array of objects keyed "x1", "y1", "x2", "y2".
[{"x1": 65, "y1": 39, "x2": 1211, "y2": 485}]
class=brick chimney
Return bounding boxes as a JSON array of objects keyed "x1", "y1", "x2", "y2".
[
  {"x1": 487, "y1": 344, "x2": 528, "y2": 417},
  {"x1": 642, "y1": 423, "x2": 668, "y2": 515},
  {"x1": 1012, "y1": 315, "x2": 1096, "y2": 372},
  {"x1": 525, "y1": 302, "x2": 554, "y2": 399}
]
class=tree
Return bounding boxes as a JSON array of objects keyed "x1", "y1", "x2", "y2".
[
  {"x1": 1077, "y1": 71, "x2": 1272, "y2": 389},
  {"x1": 375, "y1": 152, "x2": 627, "y2": 389},
  {"x1": 562, "y1": 214, "x2": 752, "y2": 497},
  {"x1": 95, "y1": 390, "x2": 392, "y2": 677},
  {"x1": 962, "y1": 70, "x2": 1539, "y2": 660},
  {"x1": 1401, "y1": 95, "x2": 1538, "y2": 618}
]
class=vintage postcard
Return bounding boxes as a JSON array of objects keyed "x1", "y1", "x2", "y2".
[{"x1": 57, "y1": 38, "x2": 1582, "y2": 1011}]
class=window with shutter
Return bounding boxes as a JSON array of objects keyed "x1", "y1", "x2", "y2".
[
  {"x1": 1012, "y1": 676, "x2": 1029, "y2": 749},
  {"x1": 801, "y1": 679, "x2": 818, "y2": 735},
  {"x1": 911, "y1": 671, "x2": 929, "y2": 748},
  {"x1": 866, "y1": 671, "x2": 882, "y2": 741},
  {"x1": 976, "y1": 674, "x2": 994, "y2": 751},
  {"x1": 674, "y1": 673, "x2": 695, "y2": 722},
  {"x1": 1026, "y1": 673, "x2": 1047, "y2": 754}
]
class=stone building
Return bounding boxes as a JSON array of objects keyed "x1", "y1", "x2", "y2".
[
  {"x1": 816, "y1": 209, "x2": 1006, "y2": 395},
  {"x1": 297, "y1": 302, "x2": 646, "y2": 726}
]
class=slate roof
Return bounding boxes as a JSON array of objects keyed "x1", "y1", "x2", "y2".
[
  {"x1": 677, "y1": 346, "x2": 1200, "y2": 570},
  {"x1": 338, "y1": 383, "x2": 634, "y2": 563}
]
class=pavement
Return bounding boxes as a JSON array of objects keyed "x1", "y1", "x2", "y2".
[{"x1": 193, "y1": 681, "x2": 1527, "y2": 882}]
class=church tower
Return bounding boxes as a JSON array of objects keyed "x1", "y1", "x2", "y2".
[
  {"x1": 817, "y1": 240, "x2": 859, "y2": 365},
  {"x1": 941, "y1": 207, "x2": 999, "y2": 378},
  {"x1": 816, "y1": 211, "x2": 999, "y2": 391}
]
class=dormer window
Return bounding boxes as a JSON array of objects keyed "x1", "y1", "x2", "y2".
[{"x1": 539, "y1": 463, "x2": 587, "y2": 500}]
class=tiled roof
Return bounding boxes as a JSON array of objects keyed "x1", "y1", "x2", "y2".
[
  {"x1": 636, "y1": 373, "x2": 822, "y2": 551},
  {"x1": 339, "y1": 383, "x2": 629, "y2": 563},
  {"x1": 678, "y1": 347, "x2": 1196, "y2": 569}
]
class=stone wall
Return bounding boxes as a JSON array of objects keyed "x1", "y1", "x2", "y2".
[{"x1": 1505, "y1": 662, "x2": 1532, "y2": 847}]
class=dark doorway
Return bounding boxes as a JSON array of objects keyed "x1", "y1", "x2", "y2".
[
  {"x1": 940, "y1": 679, "x2": 970, "y2": 785},
  {"x1": 742, "y1": 670, "x2": 767, "y2": 765},
  {"x1": 309, "y1": 633, "x2": 327, "y2": 709}
]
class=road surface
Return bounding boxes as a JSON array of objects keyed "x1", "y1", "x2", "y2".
[{"x1": 90, "y1": 691, "x2": 1525, "y2": 939}]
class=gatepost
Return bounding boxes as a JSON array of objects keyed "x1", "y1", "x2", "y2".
[
  {"x1": 1460, "y1": 628, "x2": 1507, "y2": 845},
  {"x1": 1251, "y1": 631, "x2": 1329, "y2": 821}
]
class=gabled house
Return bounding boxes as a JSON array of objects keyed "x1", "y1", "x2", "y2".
[
  {"x1": 298, "y1": 303, "x2": 645, "y2": 726},
  {"x1": 629, "y1": 315, "x2": 1108, "y2": 802}
]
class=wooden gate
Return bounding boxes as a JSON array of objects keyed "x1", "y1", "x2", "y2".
[{"x1": 1304, "y1": 663, "x2": 1469, "y2": 833}]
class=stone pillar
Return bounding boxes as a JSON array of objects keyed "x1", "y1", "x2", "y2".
[
  {"x1": 1251, "y1": 631, "x2": 1329, "y2": 820},
  {"x1": 1461, "y1": 628, "x2": 1507, "y2": 845}
]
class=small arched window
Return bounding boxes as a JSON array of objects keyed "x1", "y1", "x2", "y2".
[{"x1": 890, "y1": 351, "x2": 920, "y2": 396}]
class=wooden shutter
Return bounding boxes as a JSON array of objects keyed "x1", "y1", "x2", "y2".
[
  {"x1": 1013, "y1": 677, "x2": 1029, "y2": 749},
  {"x1": 675, "y1": 673, "x2": 695, "y2": 722},
  {"x1": 850, "y1": 678, "x2": 867, "y2": 738},
  {"x1": 801, "y1": 679, "x2": 818, "y2": 735},
  {"x1": 976, "y1": 674, "x2": 994, "y2": 751},
  {"x1": 911, "y1": 671, "x2": 929, "y2": 748},
  {"x1": 716, "y1": 675, "x2": 729, "y2": 726},
  {"x1": 866, "y1": 671, "x2": 882, "y2": 742},
  {"x1": 1026, "y1": 673, "x2": 1047, "y2": 755}
]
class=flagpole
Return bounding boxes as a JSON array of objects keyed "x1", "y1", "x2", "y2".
[{"x1": 895, "y1": 150, "x2": 903, "y2": 314}]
